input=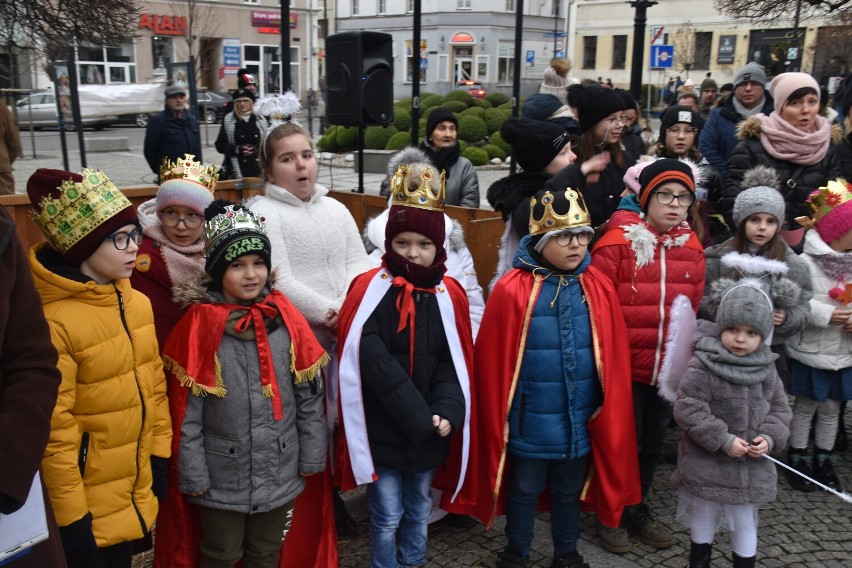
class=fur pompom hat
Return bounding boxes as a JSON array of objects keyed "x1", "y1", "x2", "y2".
[
  {"x1": 540, "y1": 60, "x2": 570, "y2": 105},
  {"x1": 732, "y1": 166, "x2": 785, "y2": 227}
]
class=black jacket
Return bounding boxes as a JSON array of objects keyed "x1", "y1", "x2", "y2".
[
  {"x1": 837, "y1": 134, "x2": 852, "y2": 179},
  {"x1": 143, "y1": 108, "x2": 201, "y2": 177},
  {"x1": 546, "y1": 153, "x2": 633, "y2": 228}
]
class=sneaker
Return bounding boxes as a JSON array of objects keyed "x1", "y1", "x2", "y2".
[
  {"x1": 552, "y1": 549, "x2": 590, "y2": 568},
  {"x1": 621, "y1": 503, "x2": 673, "y2": 549},
  {"x1": 813, "y1": 450, "x2": 843, "y2": 491},
  {"x1": 786, "y1": 449, "x2": 816, "y2": 492},
  {"x1": 596, "y1": 521, "x2": 631, "y2": 554},
  {"x1": 495, "y1": 549, "x2": 528, "y2": 568}
]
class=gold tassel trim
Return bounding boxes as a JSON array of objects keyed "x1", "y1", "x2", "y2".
[
  {"x1": 162, "y1": 354, "x2": 227, "y2": 397},
  {"x1": 262, "y1": 384, "x2": 274, "y2": 399},
  {"x1": 290, "y1": 344, "x2": 331, "y2": 385}
]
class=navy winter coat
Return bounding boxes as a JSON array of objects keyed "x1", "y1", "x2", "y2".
[
  {"x1": 698, "y1": 93, "x2": 774, "y2": 178},
  {"x1": 143, "y1": 107, "x2": 202, "y2": 177}
]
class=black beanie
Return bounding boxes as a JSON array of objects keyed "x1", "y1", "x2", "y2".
[
  {"x1": 659, "y1": 105, "x2": 700, "y2": 139},
  {"x1": 572, "y1": 85, "x2": 626, "y2": 133},
  {"x1": 232, "y1": 88, "x2": 256, "y2": 102},
  {"x1": 426, "y1": 108, "x2": 458, "y2": 141},
  {"x1": 203, "y1": 199, "x2": 272, "y2": 288},
  {"x1": 614, "y1": 88, "x2": 637, "y2": 111},
  {"x1": 500, "y1": 117, "x2": 571, "y2": 172}
]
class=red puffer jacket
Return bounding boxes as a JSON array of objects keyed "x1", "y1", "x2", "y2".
[{"x1": 591, "y1": 209, "x2": 705, "y2": 385}]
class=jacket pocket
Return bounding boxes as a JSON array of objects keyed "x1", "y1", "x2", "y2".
[
  {"x1": 276, "y1": 432, "x2": 300, "y2": 485},
  {"x1": 78, "y1": 432, "x2": 91, "y2": 478},
  {"x1": 204, "y1": 435, "x2": 241, "y2": 492}
]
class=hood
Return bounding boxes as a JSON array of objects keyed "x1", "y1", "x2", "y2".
[
  {"x1": 385, "y1": 147, "x2": 433, "y2": 177},
  {"x1": 254, "y1": 181, "x2": 329, "y2": 207},
  {"x1": 137, "y1": 198, "x2": 159, "y2": 231},
  {"x1": 512, "y1": 233, "x2": 591, "y2": 277},
  {"x1": 803, "y1": 226, "x2": 843, "y2": 256},
  {"x1": 172, "y1": 269, "x2": 280, "y2": 307},
  {"x1": 522, "y1": 93, "x2": 572, "y2": 122},
  {"x1": 362, "y1": 211, "x2": 463, "y2": 255},
  {"x1": 486, "y1": 171, "x2": 550, "y2": 218},
  {"x1": 702, "y1": 251, "x2": 802, "y2": 316}
]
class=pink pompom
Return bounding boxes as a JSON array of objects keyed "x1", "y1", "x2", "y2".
[{"x1": 829, "y1": 287, "x2": 843, "y2": 300}]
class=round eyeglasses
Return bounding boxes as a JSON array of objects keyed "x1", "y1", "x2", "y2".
[
  {"x1": 160, "y1": 210, "x2": 204, "y2": 229},
  {"x1": 653, "y1": 190, "x2": 696, "y2": 207},
  {"x1": 554, "y1": 232, "x2": 593, "y2": 246},
  {"x1": 106, "y1": 227, "x2": 144, "y2": 250}
]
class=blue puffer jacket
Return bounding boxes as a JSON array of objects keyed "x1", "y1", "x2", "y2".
[
  {"x1": 698, "y1": 93, "x2": 773, "y2": 178},
  {"x1": 506, "y1": 236, "x2": 603, "y2": 460}
]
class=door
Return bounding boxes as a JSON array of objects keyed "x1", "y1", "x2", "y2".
[{"x1": 454, "y1": 46, "x2": 473, "y2": 82}]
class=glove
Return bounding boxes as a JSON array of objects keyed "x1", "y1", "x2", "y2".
[
  {"x1": 58, "y1": 512, "x2": 98, "y2": 562},
  {"x1": 150, "y1": 456, "x2": 169, "y2": 502}
]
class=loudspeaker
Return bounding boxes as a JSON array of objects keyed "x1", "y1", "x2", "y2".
[{"x1": 326, "y1": 31, "x2": 394, "y2": 127}]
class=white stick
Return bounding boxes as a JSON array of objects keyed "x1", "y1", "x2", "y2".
[{"x1": 763, "y1": 454, "x2": 852, "y2": 504}]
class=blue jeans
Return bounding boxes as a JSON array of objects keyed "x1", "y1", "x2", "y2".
[
  {"x1": 367, "y1": 465, "x2": 435, "y2": 568},
  {"x1": 504, "y1": 454, "x2": 588, "y2": 557}
]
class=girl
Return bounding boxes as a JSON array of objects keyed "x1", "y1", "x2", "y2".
[
  {"x1": 215, "y1": 89, "x2": 269, "y2": 180},
  {"x1": 784, "y1": 180, "x2": 852, "y2": 492},
  {"x1": 674, "y1": 284, "x2": 792, "y2": 568}
]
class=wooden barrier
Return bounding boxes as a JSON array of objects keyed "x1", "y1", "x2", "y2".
[{"x1": 1, "y1": 181, "x2": 504, "y2": 293}]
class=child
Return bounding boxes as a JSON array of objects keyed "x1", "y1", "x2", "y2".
[
  {"x1": 131, "y1": 154, "x2": 216, "y2": 347},
  {"x1": 337, "y1": 163, "x2": 473, "y2": 568},
  {"x1": 26, "y1": 168, "x2": 171, "y2": 568},
  {"x1": 591, "y1": 158, "x2": 705, "y2": 552},
  {"x1": 464, "y1": 186, "x2": 640, "y2": 567},
  {"x1": 785, "y1": 180, "x2": 852, "y2": 492},
  {"x1": 673, "y1": 284, "x2": 792, "y2": 568},
  {"x1": 157, "y1": 200, "x2": 329, "y2": 567}
]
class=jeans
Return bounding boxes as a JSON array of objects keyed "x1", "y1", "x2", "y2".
[
  {"x1": 504, "y1": 454, "x2": 589, "y2": 557},
  {"x1": 367, "y1": 465, "x2": 435, "y2": 568},
  {"x1": 633, "y1": 381, "x2": 673, "y2": 497}
]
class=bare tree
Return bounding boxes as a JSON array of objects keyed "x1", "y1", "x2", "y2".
[
  {"x1": 672, "y1": 22, "x2": 696, "y2": 77},
  {"x1": 714, "y1": 0, "x2": 851, "y2": 23},
  {"x1": 169, "y1": 0, "x2": 222, "y2": 86}
]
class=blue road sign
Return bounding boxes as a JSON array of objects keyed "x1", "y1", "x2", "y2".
[
  {"x1": 526, "y1": 50, "x2": 535, "y2": 65},
  {"x1": 650, "y1": 45, "x2": 674, "y2": 69}
]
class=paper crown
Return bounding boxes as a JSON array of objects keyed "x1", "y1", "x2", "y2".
[
  {"x1": 30, "y1": 169, "x2": 133, "y2": 254},
  {"x1": 529, "y1": 188, "x2": 592, "y2": 236},
  {"x1": 160, "y1": 154, "x2": 219, "y2": 193},
  {"x1": 389, "y1": 163, "x2": 446, "y2": 211},
  {"x1": 204, "y1": 203, "x2": 267, "y2": 255},
  {"x1": 795, "y1": 179, "x2": 852, "y2": 229}
]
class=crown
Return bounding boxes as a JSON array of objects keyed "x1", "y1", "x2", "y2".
[
  {"x1": 389, "y1": 163, "x2": 446, "y2": 211},
  {"x1": 160, "y1": 154, "x2": 219, "y2": 193},
  {"x1": 204, "y1": 204, "x2": 267, "y2": 255},
  {"x1": 529, "y1": 188, "x2": 592, "y2": 236},
  {"x1": 795, "y1": 179, "x2": 852, "y2": 229},
  {"x1": 30, "y1": 169, "x2": 133, "y2": 254}
]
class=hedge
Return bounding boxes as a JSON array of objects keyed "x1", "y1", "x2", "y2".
[{"x1": 461, "y1": 146, "x2": 489, "y2": 166}]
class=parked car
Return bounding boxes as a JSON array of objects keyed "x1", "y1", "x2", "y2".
[
  {"x1": 111, "y1": 90, "x2": 231, "y2": 127},
  {"x1": 457, "y1": 80, "x2": 487, "y2": 99},
  {"x1": 14, "y1": 93, "x2": 114, "y2": 130}
]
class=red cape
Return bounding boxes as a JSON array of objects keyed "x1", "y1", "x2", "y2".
[
  {"x1": 153, "y1": 290, "x2": 338, "y2": 568},
  {"x1": 446, "y1": 265, "x2": 641, "y2": 528}
]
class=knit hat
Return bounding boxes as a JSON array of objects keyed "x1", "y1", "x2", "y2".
[
  {"x1": 164, "y1": 84, "x2": 186, "y2": 98},
  {"x1": 732, "y1": 166, "x2": 785, "y2": 227},
  {"x1": 569, "y1": 85, "x2": 625, "y2": 133},
  {"x1": 237, "y1": 68, "x2": 257, "y2": 89},
  {"x1": 637, "y1": 158, "x2": 696, "y2": 210},
  {"x1": 425, "y1": 107, "x2": 458, "y2": 141},
  {"x1": 27, "y1": 168, "x2": 139, "y2": 267},
  {"x1": 734, "y1": 61, "x2": 767, "y2": 89},
  {"x1": 716, "y1": 283, "x2": 775, "y2": 340},
  {"x1": 614, "y1": 88, "x2": 637, "y2": 111},
  {"x1": 700, "y1": 78, "x2": 718, "y2": 93},
  {"x1": 768, "y1": 72, "x2": 819, "y2": 109},
  {"x1": 203, "y1": 200, "x2": 272, "y2": 286},
  {"x1": 720, "y1": 83, "x2": 734, "y2": 94},
  {"x1": 540, "y1": 67, "x2": 569, "y2": 105},
  {"x1": 385, "y1": 162, "x2": 447, "y2": 250},
  {"x1": 797, "y1": 179, "x2": 852, "y2": 244},
  {"x1": 157, "y1": 155, "x2": 218, "y2": 215},
  {"x1": 659, "y1": 105, "x2": 700, "y2": 140},
  {"x1": 500, "y1": 117, "x2": 571, "y2": 172},
  {"x1": 232, "y1": 88, "x2": 256, "y2": 102}
]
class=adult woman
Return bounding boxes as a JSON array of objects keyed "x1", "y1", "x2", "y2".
[
  {"x1": 215, "y1": 88, "x2": 269, "y2": 180},
  {"x1": 724, "y1": 72, "x2": 842, "y2": 247}
]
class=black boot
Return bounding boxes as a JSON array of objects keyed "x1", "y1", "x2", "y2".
[
  {"x1": 333, "y1": 489, "x2": 359, "y2": 538},
  {"x1": 732, "y1": 552, "x2": 756, "y2": 567},
  {"x1": 551, "y1": 549, "x2": 590, "y2": 568},
  {"x1": 813, "y1": 448, "x2": 843, "y2": 491},
  {"x1": 786, "y1": 448, "x2": 816, "y2": 492},
  {"x1": 495, "y1": 549, "x2": 528, "y2": 568},
  {"x1": 688, "y1": 541, "x2": 712, "y2": 568}
]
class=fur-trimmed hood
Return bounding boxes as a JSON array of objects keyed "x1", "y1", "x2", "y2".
[
  {"x1": 737, "y1": 115, "x2": 843, "y2": 144},
  {"x1": 386, "y1": 146, "x2": 433, "y2": 177},
  {"x1": 486, "y1": 171, "x2": 551, "y2": 218},
  {"x1": 172, "y1": 270, "x2": 280, "y2": 308},
  {"x1": 702, "y1": 251, "x2": 801, "y2": 317},
  {"x1": 362, "y1": 211, "x2": 465, "y2": 255}
]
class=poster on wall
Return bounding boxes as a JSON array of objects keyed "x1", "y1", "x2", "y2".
[
  {"x1": 52, "y1": 61, "x2": 72, "y2": 122},
  {"x1": 717, "y1": 35, "x2": 736, "y2": 65}
]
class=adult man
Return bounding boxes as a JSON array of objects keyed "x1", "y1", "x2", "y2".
[
  {"x1": 0, "y1": 99, "x2": 21, "y2": 195},
  {"x1": 144, "y1": 84, "x2": 201, "y2": 181},
  {"x1": 699, "y1": 61, "x2": 774, "y2": 178},
  {"x1": 698, "y1": 77, "x2": 718, "y2": 119}
]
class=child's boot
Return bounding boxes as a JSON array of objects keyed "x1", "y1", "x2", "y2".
[
  {"x1": 688, "y1": 541, "x2": 712, "y2": 568},
  {"x1": 786, "y1": 448, "x2": 815, "y2": 492},
  {"x1": 813, "y1": 448, "x2": 843, "y2": 491},
  {"x1": 495, "y1": 549, "x2": 528, "y2": 568},
  {"x1": 551, "y1": 549, "x2": 590, "y2": 568},
  {"x1": 596, "y1": 520, "x2": 631, "y2": 554},
  {"x1": 333, "y1": 489, "x2": 358, "y2": 538},
  {"x1": 732, "y1": 552, "x2": 755, "y2": 567},
  {"x1": 621, "y1": 502, "x2": 673, "y2": 549}
]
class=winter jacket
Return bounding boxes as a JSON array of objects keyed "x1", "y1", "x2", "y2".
[
  {"x1": 785, "y1": 229, "x2": 852, "y2": 371},
  {"x1": 591, "y1": 199, "x2": 705, "y2": 385},
  {"x1": 723, "y1": 116, "x2": 842, "y2": 229},
  {"x1": 701, "y1": 239, "x2": 812, "y2": 342},
  {"x1": 837, "y1": 134, "x2": 852, "y2": 178},
  {"x1": 672, "y1": 320, "x2": 791, "y2": 505},
  {"x1": 546, "y1": 152, "x2": 633, "y2": 228},
  {"x1": 698, "y1": 93, "x2": 774, "y2": 178},
  {"x1": 0, "y1": 99, "x2": 20, "y2": 194},
  {"x1": 507, "y1": 238, "x2": 602, "y2": 460},
  {"x1": 174, "y1": 281, "x2": 327, "y2": 513},
  {"x1": 143, "y1": 107, "x2": 202, "y2": 177},
  {"x1": 29, "y1": 243, "x2": 171, "y2": 547},
  {"x1": 521, "y1": 93, "x2": 580, "y2": 134},
  {"x1": 215, "y1": 112, "x2": 269, "y2": 180}
]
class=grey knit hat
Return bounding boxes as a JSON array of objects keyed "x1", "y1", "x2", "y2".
[
  {"x1": 734, "y1": 61, "x2": 767, "y2": 89},
  {"x1": 716, "y1": 284, "x2": 774, "y2": 340},
  {"x1": 540, "y1": 67, "x2": 569, "y2": 105},
  {"x1": 732, "y1": 166, "x2": 785, "y2": 227}
]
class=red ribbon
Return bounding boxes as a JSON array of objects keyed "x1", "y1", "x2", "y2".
[
  {"x1": 235, "y1": 299, "x2": 284, "y2": 420},
  {"x1": 391, "y1": 276, "x2": 435, "y2": 376}
]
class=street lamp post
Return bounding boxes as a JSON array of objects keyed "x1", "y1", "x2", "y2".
[{"x1": 628, "y1": 0, "x2": 657, "y2": 101}]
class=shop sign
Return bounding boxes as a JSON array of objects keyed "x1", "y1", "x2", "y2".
[
  {"x1": 138, "y1": 14, "x2": 187, "y2": 36},
  {"x1": 252, "y1": 11, "x2": 298, "y2": 28}
]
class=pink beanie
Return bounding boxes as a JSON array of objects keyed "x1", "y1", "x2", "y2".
[
  {"x1": 769, "y1": 72, "x2": 819, "y2": 110},
  {"x1": 156, "y1": 179, "x2": 215, "y2": 215},
  {"x1": 816, "y1": 199, "x2": 852, "y2": 244},
  {"x1": 801, "y1": 180, "x2": 852, "y2": 244}
]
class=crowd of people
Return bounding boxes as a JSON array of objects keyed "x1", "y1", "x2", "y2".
[{"x1": 1, "y1": 58, "x2": 851, "y2": 568}]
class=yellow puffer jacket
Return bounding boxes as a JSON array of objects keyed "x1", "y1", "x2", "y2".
[{"x1": 30, "y1": 243, "x2": 171, "y2": 547}]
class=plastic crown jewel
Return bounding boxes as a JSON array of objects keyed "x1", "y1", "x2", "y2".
[
  {"x1": 529, "y1": 187, "x2": 592, "y2": 236},
  {"x1": 204, "y1": 204, "x2": 267, "y2": 254},
  {"x1": 30, "y1": 169, "x2": 132, "y2": 253},
  {"x1": 160, "y1": 154, "x2": 219, "y2": 192},
  {"x1": 796, "y1": 179, "x2": 852, "y2": 228},
  {"x1": 389, "y1": 164, "x2": 446, "y2": 211}
]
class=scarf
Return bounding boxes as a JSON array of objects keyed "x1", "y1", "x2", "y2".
[
  {"x1": 694, "y1": 335, "x2": 777, "y2": 385},
  {"x1": 142, "y1": 224, "x2": 206, "y2": 287},
  {"x1": 732, "y1": 94, "x2": 766, "y2": 120},
  {"x1": 758, "y1": 112, "x2": 831, "y2": 166},
  {"x1": 223, "y1": 112, "x2": 269, "y2": 179},
  {"x1": 420, "y1": 140, "x2": 460, "y2": 181}
]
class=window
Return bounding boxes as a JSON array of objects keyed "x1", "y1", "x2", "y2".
[
  {"x1": 498, "y1": 42, "x2": 514, "y2": 84},
  {"x1": 552, "y1": 0, "x2": 561, "y2": 17},
  {"x1": 694, "y1": 31, "x2": 712, "y2": 69},
  {"x1": 583, "y1": 36, "x2": 597, "y2": 69},
  {"x1": 378, "y1": 0, "x2": 386, "y2": 13},
  {"x1": 506, "y1": 0, "x2": 515, "y2": 10},
  {"x1": 405, "y1": 39, "x2": 426, "y2": 84},
  {"x1": 407, "y1": 0, "x2": 414, "y2": 12},
  {"x1": 457, "y1": 0, "x2": 471, "y2": 9},
  {"x1": 243, "y1": 0, "x2": 259, "y2": 3},
  {"x1": 352, "y1": 0, "x2": 359, "y2": 16},
  {"x1": 612, "y1": 35, "x2": 627, "y2": 69},
  {"x1": 79, "y1": 42, "x2": 136, "y2": 84},
  {"x1": 476, "y1": 55, "x2": 489, "y2": 81}
]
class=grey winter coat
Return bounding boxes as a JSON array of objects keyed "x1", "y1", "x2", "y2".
[
  {"x1": 672, "y1": 321, "x2": 792, "y2": 505},
  {"x1": 177, "y1": 282, "x2": 327, "y2": 514}
]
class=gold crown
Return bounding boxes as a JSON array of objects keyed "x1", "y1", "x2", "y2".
[
  {"x1": 30, "y1": 169, "x2": 133, "y2": 254},
  {"x1": 529, "y1": 188, "x2": 592, "y2": 236},
  {"x1": 795, "y1": 179, "x2": 852, "y2": 229},
  {"x1": 389, "y1": 164, "x2": 446, "y2": 211},
  {"x1": 160, "y1": 154, "x2": 219, "y2": 192},
  {"x1": 204, "y1": 204, "x2": 267, "y2": 255}
]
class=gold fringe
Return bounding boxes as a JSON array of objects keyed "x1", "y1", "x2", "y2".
[
  {"x1": 290, "y1": 343, "x2": 331, "y2": 385},
  {"x1": 580, "y1": 461, "x2": 595, "y2": 501},
  {"x1": 162, "y1": 354, "x2": 227, "y2": 397},
  {"x1": 262, "y1": 384, "x2": 274, "y2": 398}
]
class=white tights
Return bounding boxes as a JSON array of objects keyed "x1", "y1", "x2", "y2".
[
  {"x1": 789, "y1": 397, "x2": 840, "y2": 450},
  {"x1": 688, "y1": 497, "x2": 758, "y2": 558}
]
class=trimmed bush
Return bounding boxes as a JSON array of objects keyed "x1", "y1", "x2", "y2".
[
  {"x1": 393, "y1": 108, "x2": 412, "y2": 132},
  {"x1": 386, "y1": 131, "x2": 411, "y2": 151},
  {"x1": 440, "y1": 100, "x2": 468, "y2": 113},
  {"x1": 421, "y1": 94, "x2": 442, "y2": 110},
  {"x1": 461, "y1": 146, "x2": 489, "y2": 166},
  {"x1": 483, "y1": 143, "x2": 507, "y2": 161},
  {"x1": 489, "y1": 130, "x2": 511, "y2": 154},
  {"x1": 336, "y1": 126, "x2": 358, "y2": 151},
  {"x1": 484, "y1": 108, "x2": 511, "y2": 134},
  {"x1": 457, "y1": 115, "x2": 488, "y2": 143},
  {"x1": 443, "y1": 89, "x2": 475, "y2": 107},
  {"x1": 461, "y1": 106, "x2": 486, "y2": 118},
  {"x1": 497, "y1": 101, "x2": 514, "y2": 112},
  {"x1": 458, "y1": 140, "x2": 469, "y2": 152},
  {"x1": 396, "y1": 97, "x2": 412, "y2": 109},
  {"x1": 486, "y1": 92, "x2": 509, "y2": 107},
  {"x1": 317, "y1": 125, "x2": 338, "y2": 152},
  {"x1": 364, "y1": 125, "x2": 399, "y2": 149},
  {"x1": 472, "y1": 98, "x2": 493, "y2": 109}
]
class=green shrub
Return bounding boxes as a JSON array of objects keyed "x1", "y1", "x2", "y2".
[
  {"x1": 497, "y1": 101, "x2": 514, "y2": 112},
  {"x1": 472, "y1": 98, "x2": 493, "y2": 109},
  {"x1": 385, "y1": 131, "x2": 411, "y2": 151},
  {"x1": 335, "y1": 126, "x2": 358, "y2": 151},
  {"x1": 440, "y1": 100, "x2": 468, "y2": 113},
  {"x1": 486, "y1": 92, "x2": 510, "y2": 107},
  {"x1": 483, "y1": 143, "x2": 507, "y2": 161},
  {"x1": 364, "y1": 125, "x2": 399, "y2": 149},
  {"x1": 396, "y1": 97, "x2": 412, "y2": 109},
  {"x1": 420, "y1": 94, "x2": 442, "y2": 110},
  {"x1": 393, "y1": 108, "x2": 412, "y2": 132},
  {"x1": 484, "y1": 108, "x2": 511, "y2": 134},
  {"x1": 317, "y1": 125, "x2": 337, "y2": 152},
  {"x1": 461, "y1": 106, "x2": 486, "y2": 118},
  {"x1": 443, "y1": 89, "x2": 474, "y2": 107},
  {"x1": 489, "y1": 130, "x2": 511, "y2": 154},
  {"x1": 458, "y1": 140, "x2": 469, "y2": 152},
  {"x1": 457, "y1": 115, "x2": 488, "y2": 143},
  {"x1": 639, "y1": 83, "x2": 661, "y2": 108},
  {"x1": 461, "y1": 146, "x2": 489, "y2": 166}
]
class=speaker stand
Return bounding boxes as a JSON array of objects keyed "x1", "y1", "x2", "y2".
[{"x1": 355, "y1": 125, "x2": 365, "y2": 193}]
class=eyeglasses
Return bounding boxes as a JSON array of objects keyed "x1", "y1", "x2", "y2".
[
  {"x1": 653, "y1": 191, "x2": 696, "y2": 207},
  {"x1": 666, "y1": 127, "x2": 697, "y2": 136},
  {"x1": 554, "y1": 231, "x2": 593, "y2": 246},
  {"x1": 160, "y1": 210, "x2": 204, "y2": 229},
  {"x1": 106, "y1": 227, "x2": 143, "y2": 250},
  {"x1": 605, "y1": 115, "x2": 629, "y2": 126}
]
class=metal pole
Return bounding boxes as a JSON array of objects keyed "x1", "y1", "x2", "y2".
[
  {"x1": 66, "y1": 50, "x2": 87, "y2": 169},
  {"x1": 790, "y1": 0, "x2": 802, "y2": 72},
  {"x1": 628, "y1": 1, "x2": 657, "y2": 101},
  {"x1": 281, "y1": 0, "x2": 291, "y2": 91},
  {"x1": 410, "y1": 0, "x2": 422, "y2": 148},
  {"x1": 553, "y1": 0, "x2": 559, "y2": 55},
  {"x1": 510, "y1": 0, "x2": 524, "y2": 174}
]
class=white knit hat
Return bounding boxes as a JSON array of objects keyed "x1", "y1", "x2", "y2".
[{"x1": 540, "y1": 67, "x2": 569, "y2": 105}]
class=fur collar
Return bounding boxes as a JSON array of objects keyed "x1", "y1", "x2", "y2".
[
  {"x1": 172, "y1": 270, "x2": 280, "y2": 307},
  {"x1": 737, "y1": 115, "x2": 843, "y2": 144},
  {"x1": 620, "y1": 221, "x2": 693, "y2": 268},
  {"x1": 486, "y1": 171, "x2": 551, "y2": 218}
]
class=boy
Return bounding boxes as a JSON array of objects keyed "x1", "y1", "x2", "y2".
[
  {"x1": 337, "y1": 162, "x2": 473, "y2": 568},
  {"x1": 26, "y1": 168, "x2": 171, "y2": 567},
  {"x1": 463, "y1": 186, "x2": 640, "y2": 568}
]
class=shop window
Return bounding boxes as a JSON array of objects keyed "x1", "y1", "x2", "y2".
[
  {"x1": 612, "y1": 35, "x2": 627, "y2": 69},
  {"x1": 498, "y1": 42, "x2": 514, "y2": 84},
  {"x1": 583, "y1": 36, "x2": 597, "y2": 69},
  {"x1": 694, "y1": 32, "x2": 712, "y2": 69}
]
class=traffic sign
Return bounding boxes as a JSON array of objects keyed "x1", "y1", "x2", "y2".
[
  {"x1": 650, "y1": 44, "x2": 674, "y2": 68},
  {"x1": 650, "y1": 26, "x2": 665, "y2": 46},
  {"x1": 526, "y1": 50, "x2": 535, "y2": 66},
  {"x1": 543, "y1": 32, "x2": 567, "y2": 38}
]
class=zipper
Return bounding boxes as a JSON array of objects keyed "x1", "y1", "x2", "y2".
[{"x1": 650, "y1": 246, "x2": 666, "y2": 386}]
